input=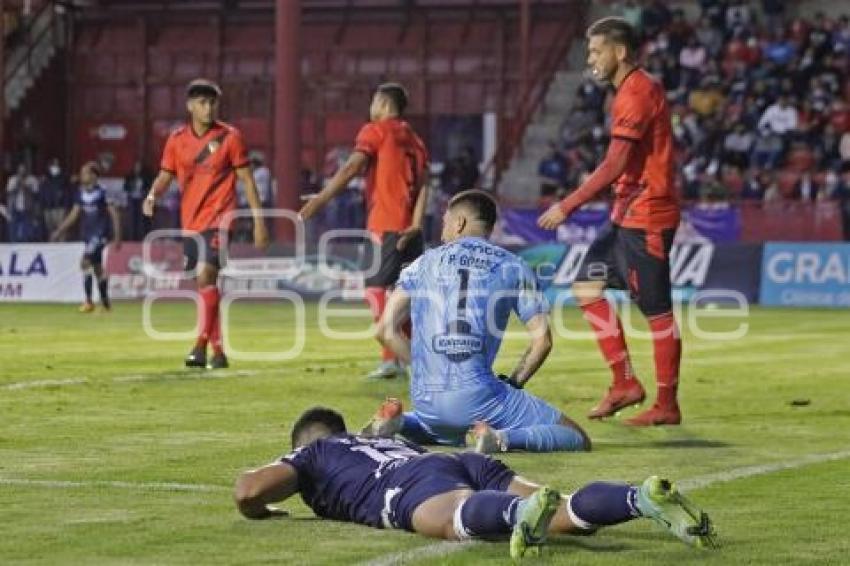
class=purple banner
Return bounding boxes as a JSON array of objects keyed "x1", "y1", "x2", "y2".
[
  {"x1": 680, "y1": 204, "x2": 741, "y2": 243},
  {"x1": 496, "y1": 205, "x2": 610, "y2": 245},
  {"x1": 497, "y1": 203, "x2": 741, "y2": 245}
]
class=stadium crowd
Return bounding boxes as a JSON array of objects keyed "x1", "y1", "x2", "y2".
[{"x1": 541, "y1": 0, "x2": 850, "y2": 212}]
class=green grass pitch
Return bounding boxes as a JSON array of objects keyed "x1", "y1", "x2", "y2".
[{"x1": 1, "y1": 302, "x2": 849, "y2": 564}]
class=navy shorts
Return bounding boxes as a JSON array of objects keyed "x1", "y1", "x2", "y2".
[
  {"x1": 386, "y1": 452, "x2": 515, "y2": 532},
  {"x1": 83, "y1": 236, "x2": 107, "y2": 267},
  {"x1": 183, "y1": 229, "x2": 227, "y2": 271},
  {"x1": 575, "y1": 223, "x2": 676, "y2": 316},
  {"x1": 364, "y1": 231, "x2": 424, "y2": 288}
]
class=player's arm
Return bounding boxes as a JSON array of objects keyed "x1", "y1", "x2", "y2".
[
  {"x1": 234, "y1": 461, "x2": 298, "y2": 520},
  {"x1": 298, "y1": 151, "x2": 369, "y2": 221},
  {"x1": 108, "y1": 204, "x2": 122, "y2": 248},
  {"x1": 142, "y1": 170, "x2": 175, "y2": 217},
  {"x1": 235, "y1": 165, "x2": 270, "y2": 249},
  {"x1": 507, "y1": 313, "x2": 552, "y2": 387},
  {"x1": 397, "y1": 166, "x2": 430, "y2": 251},
  {"x1": 538, "y1": 137, "x2": 636, "y2": 229},
  {"x1": 375, "y1": 287, "x2": 412, "y2": 365},
  {"x1": 50, "y1": 204, "x2": 81, "y2": 241}
]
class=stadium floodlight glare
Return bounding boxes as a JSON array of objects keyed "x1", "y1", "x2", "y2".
[
  {"x1": 142, "y1": 290, "x2": 202, "y2": 341},
  {"x1": 220, "y1": 290, "x2": 305, "y2": 361},
  {"x1": 142, "y1": 229, "x2": 204, "y2": 281}
]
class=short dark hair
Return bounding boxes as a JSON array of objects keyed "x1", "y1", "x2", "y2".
[
  {"x1": 448, "y1": 189, "x2": 499, "y2": 232},
  {"x1": 290, "y1": 406, "x2": 347, "y2": 448},
  {"x1": 376, "y1": 82, "x2": 409, "y2": 115},
  {"x1": 186, "y1": 78, "x2": 222, "y2": 99},
  {"x1": 586, "y1": 17, "x2": 640, "y2": 57}
]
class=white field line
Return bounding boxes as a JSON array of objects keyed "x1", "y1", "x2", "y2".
[
  {"x1": 0, "y1": 478, "x2": 228, "y2": 493},
  {"x1": 358, "y1": 449, "x2": 850, "y2": 566},
  {"x1": 2, "y1": 378, "x2": 89, "y2": 390}
]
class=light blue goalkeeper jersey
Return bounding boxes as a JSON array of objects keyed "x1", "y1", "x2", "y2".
[{"x1": 397, "y1": 236, "x2": 549, "y2": 396}]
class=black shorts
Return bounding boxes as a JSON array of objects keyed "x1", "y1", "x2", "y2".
[
  {"x1": 575, "y1": 223, "x2": 676, "y2": 316},
  {"x1": 364, "y1": 230, "x2": 424, "y2": 288},
  {"x1": 183, "y1": 229, "x2": 227, "y2": 272},
  {"x1": 388, "y1": 452, "x2": 515, "y2": 532}
]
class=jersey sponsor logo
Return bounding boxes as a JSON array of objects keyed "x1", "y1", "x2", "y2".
[{"x1": 432, "y1": 330, "x2": 485, "y2": 363}]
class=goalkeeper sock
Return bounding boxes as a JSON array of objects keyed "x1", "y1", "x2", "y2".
[{"x1": 503, "y1": 425, "x2": 588, "y2": 452}]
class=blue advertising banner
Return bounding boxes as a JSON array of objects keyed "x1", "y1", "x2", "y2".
[{"x1": 760, "y1": 243, "x2": 850, "y2": 307}]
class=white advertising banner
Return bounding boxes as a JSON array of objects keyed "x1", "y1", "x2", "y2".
[{"x1": 0, "y1": 243, "x2": 87, "y2": 303}]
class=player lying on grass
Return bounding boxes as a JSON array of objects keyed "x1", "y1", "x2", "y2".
[
  {"x1": 234, "y1": 406, "x2": 717, "y2": 560},
  {"x1": 362, "y1": 190, "x2": 589, "y2": 453}
]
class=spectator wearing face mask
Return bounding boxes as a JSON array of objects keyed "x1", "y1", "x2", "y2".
[{"x1": 40, "y1": 158, "x2": 73, "y2": 238}]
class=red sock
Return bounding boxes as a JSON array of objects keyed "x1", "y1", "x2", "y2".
[
  {"x1": 197, "y1": 285, "x2": 220, "y2": 351},
  {"x1": 581, "y1": 298, "x2": 635, "y2": 387},
  {"x1": 648, "y1": 311, "x2": 681, "y2": 409},
  {"x1": 365, "y1": 286, "x2": 394, "y2": 362},
  {"x1": 209, "y1": 301, "x2": 223, "y2": 355}
]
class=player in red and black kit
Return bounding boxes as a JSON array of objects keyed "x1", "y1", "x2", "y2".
[
  {"x1": 299, "y1": 83, "x2": 429, "y2": 380},
  {"x1": 143, "y1": 79, "x2": 269, "y2": 370},
  {"x1": 538, "y1": 18, "x2": 682, "y2": 426}
]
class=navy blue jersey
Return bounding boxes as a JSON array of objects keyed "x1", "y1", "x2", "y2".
[
  {"x1": 280, "y1": 434, "x2": 516, "y2": 531},
  {"x1": 281, "y1": 434, "x2": 425, "y2": 528},
  {"x1": 76, "y1": 185, "x2": 112, "y2": 241}
]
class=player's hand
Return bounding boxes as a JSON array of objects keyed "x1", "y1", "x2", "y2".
[
  {"x1": 298, "y1": 193, "x2": 325, "y2": 221},
  {"x1": 497, "y1": 373, "x2": 524, "y2": 389},
  {"x1": 253, "y1": 221, "x2": 270, "y2": 250},
  {"x1": 142, "y1": 195, "x2": 156, "y2": 217},
  {"x1": 396, "y1": 227, "x2": 421, "y2": 251},
  {"x1": 537, "y1": 203, "x2": 570, "y2": 230}
]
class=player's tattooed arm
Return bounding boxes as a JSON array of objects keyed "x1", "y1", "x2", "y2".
[
  {"x1": 234, "y1": 462, "x2": 298, "y2": 520},
  {"x1": 376, "y1": 288, "x2": 412, "y2": 364},
  {"x1": 510, "y1": 313, "x2": 553, "y2": 386},
  {"x1": 299, "y1": 151, "x2": 369, "y2": 220}
]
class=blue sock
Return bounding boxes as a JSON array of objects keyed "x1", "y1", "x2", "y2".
[
  {"x1": 456, "y1": 490, "x2": 521, "y2": 539},
  {"x1": 83, "y1": 274, "x2": 93, "y2": 302},
  {"x1": 503, "y1": 425, "x2": 587, "y2": 452},
  {"x1": 568, "y1": 482, "x2": 640, "y2": 528}
]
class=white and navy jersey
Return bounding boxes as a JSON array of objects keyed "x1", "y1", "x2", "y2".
[
  {"x1": 397, "y1": 236, "x2": 549, "y2": 395},
  {"x1": 76, "y1": 185, "x2": 112, "y2": 241},
  {"x1": 281, "y1": 434, "x2": 425, "y2": 528}
]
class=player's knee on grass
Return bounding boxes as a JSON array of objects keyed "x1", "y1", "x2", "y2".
[{"x1": 559, "y1": 414, "x2": 592, "y2": 451}]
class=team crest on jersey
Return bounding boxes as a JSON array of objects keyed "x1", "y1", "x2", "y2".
[{"x1": 207, "y1": 140, "x2": 221, "y2": 154}]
